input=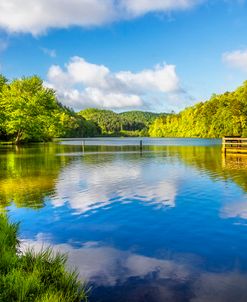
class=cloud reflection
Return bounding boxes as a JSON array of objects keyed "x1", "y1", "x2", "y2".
[
  {"x1": 21, "y1": 236, "x2": 190, "y2": 286},
  {"x1": 21, "y1": 235, "x2": 247, "y2": 302},
  {"x1": 221, "y1": 196, "x2": 247, "y2": 219},
  {"x1": 52, "y1": 159, "x2": 178, "y2": 214}
]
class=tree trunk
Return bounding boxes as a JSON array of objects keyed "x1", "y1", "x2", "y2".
[{"x1": 15, "y1": 130, "x2": 23, "y2": 144}]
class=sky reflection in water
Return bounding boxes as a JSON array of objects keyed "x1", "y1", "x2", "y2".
[{"x1": 1, "y1": 140, "x2": 247, "y2": 302}]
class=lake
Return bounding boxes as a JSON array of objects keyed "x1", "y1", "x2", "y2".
[{"x1": 1, "y1": 138, "x2": 247, "y2": 302}]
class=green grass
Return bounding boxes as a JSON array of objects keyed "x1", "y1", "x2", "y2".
[{"x1": 0, "y1": 215, "x2": 88, "y2": 302}]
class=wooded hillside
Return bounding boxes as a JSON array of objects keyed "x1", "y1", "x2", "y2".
[{"x1": 149, "y1": 81, "x2": 247, "y2": 138}]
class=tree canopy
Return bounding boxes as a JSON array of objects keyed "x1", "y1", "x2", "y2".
[
  {"x1": 0, "y1": 73, "x2": 165, "y2": 142},
  {"x1": 79, "y1": 108, "x2": 161, "y2": 136},
  {"x1": 3, "y1": 72, "x2": 247, "y2": 141},
  {"x1": 79, "y1": 108, "x2": 122, "y2": 133},
  {"x1": 149, "y1": 81, "x2": 247, "y2": 138},
  {"x1": 0, "y1": 75, "x2": 100, "y2": 143}
]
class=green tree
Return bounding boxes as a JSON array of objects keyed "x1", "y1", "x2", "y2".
[
  {"x1": 0, "y1": 76, "x2": 63, "y2": 143},
  {"x1": 0, "y1": 75, "x2": 101, "y2": 143}
]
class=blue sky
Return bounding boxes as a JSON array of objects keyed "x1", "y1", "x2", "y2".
[{"x1": 0, "y1": 0, "x2": 247, "y2": 112}]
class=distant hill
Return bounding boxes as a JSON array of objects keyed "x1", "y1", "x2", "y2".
[
  {"x1": 149, "y1": 81, "x2": 247, "y2": 138},
  {"x1": 79, "y1": 108, "x2": 165, "y2": 136},
  {"x1": 78, "y1": 108, "x2": 123, "y2": 134},
  {"x1": 120, "y1": 111, "x2": 161, "y2": 127}
]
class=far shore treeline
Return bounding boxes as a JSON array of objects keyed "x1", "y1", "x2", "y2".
[
  {"x1": 0, "y1": 74, "x2": 161, "y2": 143},
  {"x1": 150, "y1": 81, "x2": 247, "y2": 138},
  {"x1": 1, "y1": 74, "x2": 247, "y2": 143}
]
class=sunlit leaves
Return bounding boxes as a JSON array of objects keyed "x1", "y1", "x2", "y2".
[
  {"x1": 149, "y1": 81, "x2": 247, "y2": 138},
  {"x1": 0, "y1": 75, "x2": 99, "y2": 143}
]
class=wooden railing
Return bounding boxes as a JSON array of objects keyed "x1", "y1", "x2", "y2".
[
  {"x1": 222, "y1": 137, "x2": 247, "y2": 154},
  {"x1": 55, "y1": 138, "x2": 145, "y2": 152}
]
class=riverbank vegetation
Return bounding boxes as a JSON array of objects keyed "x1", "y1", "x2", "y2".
[
  {"x1": 0, "y1": 74, "x2": 160, "y2": 143},
  {"x1": 0, "y1": 215, "x2": 87, "y2": 302},
  {"x1": 2, "y1": 72, "x2": 247, "y2": 141},
  {"x1": 149, "y1": 81, "x2": 247, "y2": 138}
]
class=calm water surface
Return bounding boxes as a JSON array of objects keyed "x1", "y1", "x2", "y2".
[{"x1": 1, "y1": 138, "x2": 247, "y2": 302}]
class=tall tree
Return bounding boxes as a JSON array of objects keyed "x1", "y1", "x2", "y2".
[{"x1": 0, "y1": 76, "x2": 62, "y2": 143}]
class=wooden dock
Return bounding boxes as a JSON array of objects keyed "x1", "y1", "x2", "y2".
[{"x1": 222, "y1": 137, "x2": 247, "y2": 154}]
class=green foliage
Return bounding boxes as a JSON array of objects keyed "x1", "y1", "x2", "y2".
[
  {"x1": 0, "y1": 76, "x2": 62, "y2": 143},
  {"x1": 0, "y1": 215, "x2": 87, "y2": 302},
  {"x1": 79, "y1": 108, "x2": 122, "y2": 134},
  {"x1": 58, "y1": 108, "x2": 100, "y2": 138},
  {"x1": 120, "y1": 110, "x2": 161, "y2": 131},
  {"x1": 0, "y1": 73, "x2": 165, "y2": 140},
  {"x1": 0, "y1": 75, "x2": 8, "y2": 138},
  {"x1": 149, "y1": 81, "x2": 247, "y2": 138},
  {"x1": 0, "y1": 75, "x2": 8, "y2": 92},
  {"x1": 0, "y1": 75, "x2": 100, "y2": 143},
  {"x1": 79, "y1": 108, "x2": 161, "y2": 136}
]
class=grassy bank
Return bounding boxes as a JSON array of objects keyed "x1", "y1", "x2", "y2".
[{"x1": 0, "y1": 215, "x2": 88, "y2": 302}]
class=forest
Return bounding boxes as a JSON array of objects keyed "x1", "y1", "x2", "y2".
[
  {"x1": 79, "y1": 108, "x2": 160, "y2": 136},
  {"x1": 149, "y1": 81, "x2": 247, "y2": 138},
  {"x1": 0, "y1": 74, "x2": 160, "y2": 143},
  {"x1": 0, "y1": 75, "x2": 100, "y2": 143},
  {"x1": 1, "y1": 73, "x2": 247, "y2": 143}
]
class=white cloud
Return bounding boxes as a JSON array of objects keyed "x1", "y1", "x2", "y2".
[
  {"x1": 41, "y1": 47, "x2": 56, "y2": 58},
  {"x1": 116, "y1": 64, "x2": 179, "y2": 93},
  {"x1": 0, "y1": 0, "x2": 203, "y2": 35},
  {"x1": 0, "y1": 0, "x2": 116, "y2": 35},
  {"x1": 222, "y1": 49, "x2": 247, "y2": 72},
  {"x1": 121, "y1": 0, "x2": 202, "y2": 17},
  {"x1": 46, "y1": 56, "x2": 181, "y2": 110}
]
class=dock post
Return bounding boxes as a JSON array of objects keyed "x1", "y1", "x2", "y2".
[
  {"x1": 82, "y1": 139, "x2": 85, "y2": 154},
  {"x1": 222, "y1": 137, "x2": 226, "y2": 155},
  {"x1": 140, "y1": 140, "x2": 143, "y2": 153}
]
